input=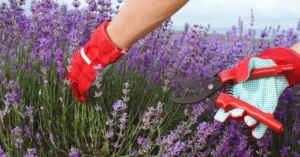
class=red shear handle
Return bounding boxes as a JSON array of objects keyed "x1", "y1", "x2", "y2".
[
  {"x1": 220, "y1": 64, "x2": 294, "y2": 84},
  {"x1": 216, "y1": 93, "x2": 283, "y2": 134}
]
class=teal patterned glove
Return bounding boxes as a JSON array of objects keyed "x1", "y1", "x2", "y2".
[{"x1": 214, "y1": 58, "x2": 289, "y2": 139}]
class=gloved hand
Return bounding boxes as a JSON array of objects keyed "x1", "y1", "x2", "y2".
[
  {"x1": 66, "y1": 20, "x2": 128, "y2": 102},
  {"x1": 214, "y1": 47, "x2": 300, "y2": 139}
]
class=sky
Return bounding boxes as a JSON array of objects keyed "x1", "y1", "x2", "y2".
[{"x1": 6, "y1": 0, "x2": 300, "y2": 33}]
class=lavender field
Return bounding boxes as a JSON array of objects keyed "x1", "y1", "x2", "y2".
[{"x1": 0, "y1": 0, "x2": 300, "y2": 156}]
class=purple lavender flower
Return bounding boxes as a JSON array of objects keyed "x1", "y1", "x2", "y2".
[
  {"x1": 280, "y1": 146, "x2": 291, "y2": 157},
  {"x1": 14, "y1": 138, "x2": 23, "y2": 148},
  {"x1": 113, "y1": 100, "x2": 123, "y2": 111},
  {"x1": 3, "y1": 80, "x2": 22, "y2": 106},
  {"x1": 93, "y1": 64, "x2": 103, "y2": 71},
  {"x1": 49, "y1": 134, "x2": 54, "y2": 144},
  {"x1": 141, "y1": 102, "x2": 163, "y2": 131},
  {"x1": 24, "y1": 148, "x2": 37, "y2": 157},
  {"x1": 24, "y1": 125, "x2": 32, "y2": 137},
  {"x1": 94, "y1": 91, "x2": 103, "y2": 97},
  {"x1": 71, "y1": 0, "x2": 81, "y2": 8},
  {"x1": 69, "y1": 147, "x2": 80, "y2": 157},
  {"x1": 36, "y1": 133, "x2": 41, "y2": 145},
  {"x1": 296, "y1": 18, "x2": 300, "y2": 31},
  {"x1": 4, "y1": 93, "x2": 19, "y2": 106},
  {"x1": 55, "y1": 49, "x2": 65, "y2": 77},
  {"x1": 105, "y1": 119, "x2": 114, "y2": 127},
  {"x1": 12, "y1": 126, "x2": 22, "y2": 136},
  {"x1": 24, "y1": 106, "x2": 34, "y2": 119},
  {"x1": 137, "y1": 136, "x2": 145, "y2": 145},
  {"x1": 118, "y1": 124, "x2": 126, "y2": 130},
  {"x1": 123, "y1": 82, "x2": 130, "y2": 88},
  {"x1": 94, "y1": 104, "x2": 102, "y2": 111},
  {"x1": 119, "y1": 113, "x2": 127, "y2": 124},
  {"x1": 111, "y1": 142, "x2": 122, "y2": 149},
  {"x1": 136, "y1": 136, "x2": 151, "y2": 153},
  {"x1": 93, "y1": 64, "x2": 103, "y2": 76},
  {"x1": 170, "y1": 141, "x2": 185, "y2": 156},
  {"x1": 106, "y1": 131, "x2": 114, "y2": 138},
  {"x1": 131, "y1": 150, "x2": 137, "y2": 155},
  {"x1": 0, "y1": 145, "x2": 7, "y2": 157}
]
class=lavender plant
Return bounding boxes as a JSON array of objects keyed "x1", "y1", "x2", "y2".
[{"x1": 0, "y1": 0, "x2": 299, "y2": 156}]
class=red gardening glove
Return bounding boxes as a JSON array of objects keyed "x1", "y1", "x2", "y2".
[{"x1": 66, "y1": 20, "x2": 128, "y2": 102}]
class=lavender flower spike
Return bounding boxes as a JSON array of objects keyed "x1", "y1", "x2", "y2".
[{"x1": 69, "y1": 146, "x2": 80, "y2": 157}]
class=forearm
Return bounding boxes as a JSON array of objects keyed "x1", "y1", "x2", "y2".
[
  {"x1": 107, "y1": 0, "x2": 189, "y2": 50},
  {"x1": 290, "y1": 41, "x2": 300, "y2": 55}
]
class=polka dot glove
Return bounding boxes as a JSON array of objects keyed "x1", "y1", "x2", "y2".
[
  {"x1": 214, "y1": 47, "x2": 300, "y2": 139},
  {"x1": 214, "y1": 58, "x2": 288, "y2": 139}
]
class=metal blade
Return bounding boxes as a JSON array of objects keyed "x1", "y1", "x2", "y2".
[
  {"x1": 170, "y1": 77, "x2": 223, "y2": 104},
  {"x1": 208, "y1": 90, "x2": 221, "y2": 103},
  {"x1": 170, "y1": 95, "x2": 206, "y2": 104},
  {"x1": 178, "y1": 77, "x2": 204, "y2": 93}
]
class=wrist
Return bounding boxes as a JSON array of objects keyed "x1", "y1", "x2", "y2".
[
  {"x1": 81, "y1": 20, "x2": 128, "y2": 69},
  {"x1": 290, "y1": 41, "x2": 300, "y2": 55},
  {"x1": 106, "y1": 20, "x2": 131, "y2": 51}
]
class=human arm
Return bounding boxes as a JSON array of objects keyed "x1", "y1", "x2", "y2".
[
  {"x1": 107, "y1": 0, "x2": 189, "y2": 50},
  {"x1": 66, "y1": 0, "x2": 189, "y2": 102}
]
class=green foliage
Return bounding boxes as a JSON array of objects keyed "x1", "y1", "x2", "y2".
[{"x1": 0, "y1": 62, "x2": 186, "y2": 156}]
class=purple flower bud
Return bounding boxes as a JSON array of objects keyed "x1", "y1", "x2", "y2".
[
  {"x1": 49, "y1": 134, "x2": 54, "y2": 144},
  {"x1": 131, "y1": 150, "x2": 137, "y2": 155},
  {"x1": 94, "y1": 91, "x2": 103, "y2": 97},
  {"x1": 12, "y1": 126, "x2": 22, "y2": 136},
  {"x1": 69, "y1": 147, "x2": 80, "y2": 157},
  {"x1": 123, "y1": 82, "x2": 130, "y2": 89},
  {"x1": 24, "y1": 125, "x2": 32, "y2": 137},
  {"x1": 119, "y1": 113, "x2": 127, "y2": 124},
  {"x1": 112, "y1": 142, "x2": 122, "y2": 149},
  {"x1": 72, "y1": 1, "x2": 81, "y2": 8},
  {"x1": 122, "y1": 89, "x2": 129, "y2": 95},
  {"x1": 280, "y1": 146, "x2": 290, "y2": 157},
  {"x1": 24, "y1": 106, "x2": 34, "y2": 119},
  {"x1": 105, "y1": 119, "x2": 114, "y2": 127},
  {"x1": 137, "y1": 136, "x2": 148, "y2": 145},
  {"x1": 170, "y1": 141, "x2": 185, "y2": 156},
  {"x1": 106, "y1": 131, "x2": 114, "y2": 138},
  {"x1": 93, "y1": 64, "x2": 102, "y2": 71},
  {"x1": 24, "y1": 148, "x2": 37, "y2": 157},
  {"x1": 36, "y1": 133, "x2": 41, "y2": 145},
  {"x1": 111, "y1": 111, "x2": 117, "y2": 117},
  {"x1": 296, "y1": 19, "x2": 300, "y2": 31},
  {"x1": 118, "y1": 124, "x2": 126, "y2": 130},
  {"x1": 0, "y1": 145, "x2": 7, "y2": 157},
  {"x1": 14, "y1": 139, "x2": 23, "y2": 148},
  {"x1": 112, "y1": 100, "x2": 123, "y2": 111}
]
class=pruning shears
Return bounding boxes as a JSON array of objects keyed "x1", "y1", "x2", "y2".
[{"x1": 170, "y1": 64, "x2": 294, "y2": 134}]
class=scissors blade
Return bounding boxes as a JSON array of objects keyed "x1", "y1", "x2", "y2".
[
  {"x1": 177, "y1": 77, "x2": 204, "y2": 93},
  {"x1": 208, "y1": 90, "x2": 221, "y2": 103},
  {"x1": 170, "y1": 95, "x2": 206, "y2": 104},
  {"x1": 170, "y1": 77, "x2": 223, "y2": 104}
]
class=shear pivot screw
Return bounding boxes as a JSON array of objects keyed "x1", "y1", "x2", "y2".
[{"x1": 208, "y1": 84, "x2": 214, "y2": 90}]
